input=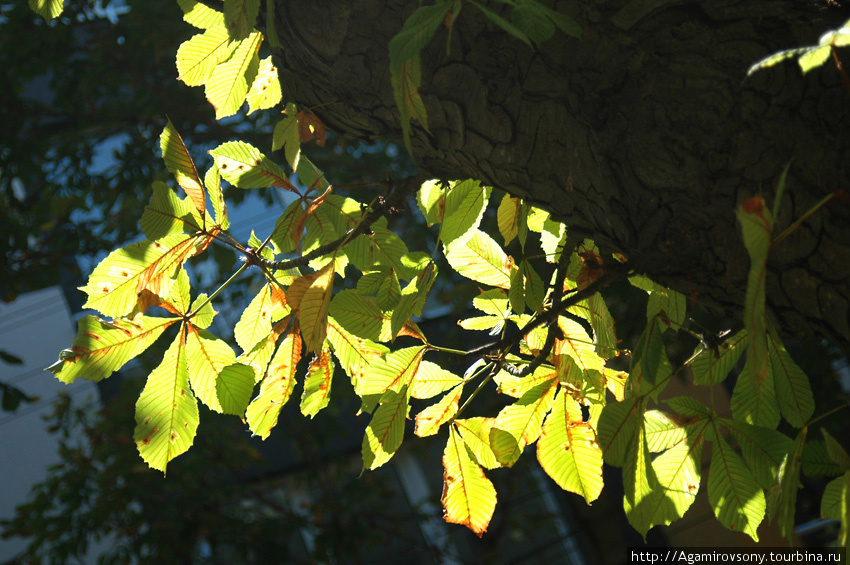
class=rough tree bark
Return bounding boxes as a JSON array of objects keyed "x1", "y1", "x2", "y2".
[{"x1": 262, "y1": 0, "x2": 850, "y2": 348}]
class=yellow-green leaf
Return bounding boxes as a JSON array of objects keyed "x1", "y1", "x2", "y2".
[
  {"x1": 329, "y1": 290, "x2": 393, "y2": 343},
  {"x1": 691, "y1": 329, "x2": 748, "y2": 386},
  {"x1": 205, "y1": 32, "x2": 262, "y2": 119},
  {"x1": 820, "y1": 472, "x2": 850, "y2": 547},
  {"x1": 204, "y1": 166, "x2": 229, "y2": 230},
  {"x1": 48, "y1": 315, "x2": 175, "y2": 384},
  {"x1": 362, "y1": 384, "x2": 412, "y2": 470},
  {"x1": 326, "y1": 317, "x2": 388, "y2": 395},
  {"x1": 245, "y1": 330, "x2": 302, "y2": 438},
  {"x1": 289, "y1": 263, "x2": 334, "y2": 353},
  {"x1": 141, "y1": 182, "x2": 202, "y2": 240},
  {"x1": 441, "y1": 180, "x2": 490, "y2": 247},
  {"x1": 767, "y1": 329, "x2": 814, "y2": 428},
  {"x1": 185, "y1": 325, "x2": 252, "y2": 415},
  {"x1": 272, "y1": 103, "x2": 301, "y2": 171},
  {"x1": 28, "y1": 0, "x2": 63, "y2": 21},
  {"x1": 442, "y1": 425, "x2": 498, "y2": 537},
  {"x1": 445, "y1": 229, "x2": 514, "y2": 289},
  {"x1": 597, "y1": 397, "x2": 642, "y2": 466},
  {"x1": 798, "y1": 45, "x2": 831, "y2": 74},
  {"x1": 537, "y1": 386, "x2": 603, "y2": 503},
  {"x1": 177, "y1": 0, "x2": 224, "y2": 29},
  {"x1": 415, "y1": 384, "x2": 463, "y2": 437},
  {"x1": 721, "y1": 418, "x2": 793, "y2": 490},
  {"x1": 160, "y1": 119, "x2": 206, "y2": 218},
  {"x1": 645, "y1": 424, "x2": 705, "y2": 529},
  {"x1": 643, "y1": 410, "x2": 689, "y2": 453},
  {"x1": 79, "y1": 233, "x2": 210, "y2": 318},
  {"x1": 246, "y1": 56, "x2": 282, "y2": 114},
  {"x1": 708, "y1": 433, "x2": 766, "y2": 541},
  {"x1": 455, "y1": 417, "x2": 501, "y2": 470},
  {"x1": 416, "y1": 179, "x2": 445, "y2": 226},
  {"x1": 490, "y1": 376, "x2": 558, "y2": 467},
  {"x1": 300, "y1": 347, "x2": 334, "y2": 418},
  {"x1": 773, "y1": 429, "x2": 807, "y2": 541},
  {"x1": 359, "y1": 346, "x2": 426, "y2": 413},
  {"x1": 236, "y1": 318, "x2": 287, "y2": 382},
  {"x1": 134, "y1": 325, "x2": 200, "y2": 474},
  {"x1": 234, "y1": 284, "x2": 277, "y2": 352},
  {"x1": 622, "y1": 421, "x2": 661, "y2": 537},
  {"x1": 497, "y1": 194, "x2": 521, "y2": 245},
  {"x1": 731, "y1": 357, "x2": 780, "y2": 429},
  {"x1": 176, "y1": 27, "x2": 238, "y2": 87},
  {"x1": 391, "y1": 56, "x2": 428, "y2": 155},
  {"x1": 210, "y1": 139, "x2": 291, "y2": 189},
  {"x1": 223, "y1": 0, "x2": 259, "y2": 40},
  {"x1": 410, "y1": 361, "x2": 463, "y2": 399}
]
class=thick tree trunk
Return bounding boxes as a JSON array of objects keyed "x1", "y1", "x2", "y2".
[{"x1": 265, "y1": 0, "x2": 850, "y2": 347}]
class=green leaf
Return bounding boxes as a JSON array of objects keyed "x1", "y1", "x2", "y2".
[
  {"x1": 767, "y1": 329, "x2": 814, "y2": 428},
  {"x1": 731, "y1": 356, "x2": 780, "y2": 429},
  {"x1": 388, "y1": 1, "x2": 452, "y2": 70},
  {"x1": 823, "y1": 429, "x2": 850, "y2": 471},
  {"x1": 391, "y1": 261, "x2": 437, "y2": 339},
  {"x1": 234, "y1": 284, "x2": 277, "y2": 352},
  {"x1": 441, "y1": 180, "x2": 491, "y2": 247},
  {"x1": 708, "y1": 433, "x2": 766, "y2": 541},
  {"x1": 246, "y1": 56, "x2": 282, "y2": 114},
  {"x1": 223, "y1": 0, "x2": 260, "y2": 41},
  {"x1": 300, "y1": 347, "x2": 334, "y2": 418},
  {"x1": 327, "y1": 318, "x2": 389, "y2": 396},
  {"x1": 185, "y1": 325, "x2": 252, "y2": 415},
  {"x1": 643, "y1": 427, "x2": 705, "y2": 530},
  {"x1": 736, "y1": 196, "x2": 773, "y2": 385},
  {"x1": 205, "y1": 167, "x2": 229, "y2": 230},
  {"x1": 445, "y1": 229, "x2": 514, "y2": 289},
  {"x1": 410, "y1": 361, "x2": 463, "y2": 399},
  {"x1": 272, "y1": 103, "x2": 301, "y2": 171},
  {"x1": 347, "y1": 217, "x2": 414, "y2": 279},
  {"x1": 471, "y1": 1, "x2": 533, "y2": 47},
  {"x1": 497, "y1": 194, "x2": 521, "y2": 245},
  {"x1": 48, "y1": 315, "x2": 175, "y2": 384},
  {"x1": 160, "y1": 119, "x2": 206, "y2": 219},
  {"x1": 803, "y1": 441, "x2": 845, "y2": 478},
  {"x1": 455, "y1": 417, "x2": 501, "y2": 470},
  {"x1": 414, "y1": 384, "x2": 463, "y2": 437},
  {"x1": 473, "y1": 289, "x2": 509, "y2": 316},
  {"x1": 416, "y1": 179, "x2": 445, "y2": 226},
  {"x1": 245, "y1": 330, "x2": 302, "y2": 439},
  {"x1": 236, "y1": 319, "x2": 287, "y2": 382},
  {"x1": 554, "y1": 317, "x2": 605, "y2": 383},
  {"x1": 176, "y1": 27, "x2": 239, "y2": 87},
  {"x1": 540, "y1": 4, "x2": 582, "y2": 38},
  {"x1": 391, "y1": 56, "x2": 429, "y2": 154},
  {"x1": 510, "y1": 260, "x2": 544, "y2": 314},
  {"x1": 210, "y1": 140, "x2": 290, "y2": 190},
  {"x1": 746, "y1": 47, "x2": 810, "y2": 77},
  {"x1": 134, "y1": 325, "x2": 200, "y2": 474},
  {"x1": 537, "y1": 386, "x2": 603, "y2": 503},
  {"x1": 820, "y1": 472, "x2": 850, "y2": 547},
  {"x1": 329, "y1": 290, "x2": 393, "y2": 343},
  {"x1": 664, "y1": 396, "x2": 711, "y2": 419},
  {"x1": 622, "y1": 422, "x2": 661, "y2": 537},
  {"x1": 28, "y1": 0, "x2": 63, "y2": 21},
  {"x1": 630, "y1": 317, "x2": 666, "y2": 385},
  {"x1": 588, "y1": 293, "x2": 618, "y2": 358},
  {"x1": 691, "y1": 329, "x2": 748, "y2": 386},
  {"x1": 539, "y1": 215, "x2": 564, "y2": 260},
  {"x1": 442, "y1": 424, "x2": 498, "y2": 537},
  {"x1": 362, "y1": 384, "x2": 412, "y2": 470},
  {"x1": 288, "y1": 263, "x2": 334, "y2": 353},
  {"x1": 511, "y1": 2, "x2": 556, "y2": 44},
  {"x1": 721, "y1": 419, "x2": 793, "y2": 490},
  {"x1": 643, "y1": 410, "x2": 689, "y2": 453},
  {"x1": 140, "y1": 182, "x2": 202, "y2": 241},
  {"x1": 177, "y1": 0, "x2": 224, "y2": 29},
  {"x1": 773, "y1": 429, "x2": 807, "y2": 541},
  {"x1": 490, "y1": 376, "x2": 558, "y2": 467},
  {"x1": 79, "y1": 233, "x2": 210, "y2": 318},
  {"x1": 798, "y1": 45, "x2": 831, "y2": 74},
  {"x1": 205, "y1": 32, "x2": 262, "y2": 119},
  {"x1": 358, "y1": 346, "x2": 426, "y2": 414},
  {"x1": 597, "y1": 397, "x2": 642, "y2": 467}
]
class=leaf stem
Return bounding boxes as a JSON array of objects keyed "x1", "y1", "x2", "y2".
[
  {"x1": 807, "y1": 402, "x2": 849, "y2": 427},
  {"x1": 453, "y1": 363, "x2": 496, "y2": 421},
  {"x1": 186, "y1": 262, "x2": 249, "y2": 319},
  {"x1": 772, "y1": 191, "x2": 838, "y2": 249}
]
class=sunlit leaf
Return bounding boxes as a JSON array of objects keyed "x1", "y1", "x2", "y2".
[
  {"x1": 327, "y1": 317, "x2": 389, "y2": 395},
  {"x1": 391, "y1": 261, "x2": 437, "y2": 339},
  {"x1": 497, "y1": 194, "x2": 521, "y2": 245},
  {"x1": 691, "y1": 329, "x2": 747, "y2": 386},
  {"x1": 767, "y1": 330, "x2": 814, "y2": 428},
  {"x1": 246, "y1": 330, "x2": 302, "y2": 438},
  {"x1": 410, "y1": 361, "x2": 463, "y2": 399},
  {"x1": 160, "y1": 119, "x2": 206, "y2": 219},
  {"x1": 329, "y1": 290, "x2": 393, "y2": 343},
  {"x1": 441, "y1": 180, "x2": 491, "y2": 247},
  {"x1": 272, "y1": 103, "x2": 301, "y2": 171},
  {"x1": 746, "y1": 47, "x2": 809, "y2": 77},
  {"x1": 48, "y1": 315, "x2": 175, "y2": 384},
  {"x1": 442, "y1": 424, "x2": 498, "y2": 537},
  {"x1": 28, "y1": 0, "x2": 63, "y2": 21},
  {"x1": 493, "y1": 364, "x2": 558, "y2": 399},
  {"x1": 588, "y1": 293, "x2": 618, "y2": 358},
  {"x1": 731, "y1": 357, "x2": 780, "y2": 429},
  {"x1": 236, "y1": 318, "x2": 288, "y2": 382},
  {"x1": 223, "y1": 0, "x2": 259, "y2": 40},
  {"x1": 798, "y1": 45, "x2": 831, "y2": 74},
  {"x1": 300, "y1": 347, "x2": 334, "y2": 417},
  {"x1": 288, "y1": 263, "x2": 334, "y2": 353},
  {"x1": 473, "y1": 289, "x2": 509, "y2": 317},
  {"x1": 205, "y1": 32, "x2": 262, "y2": 119},
  {"x1": 820, "y1": 472, "x2": 850, "y2": 547},
  {"x1": 134, "y1": 325, "x2": 199, "y2": 474},
  {"x1": 79, "y1": 233, "x2": 210, "y2": 318},
  {"x1": 538, "y1": 386, "x2": 603, "y2": 502},
  {"x1": 445, "y1": 229, "x2": 514, "y2": 289},
  {"x1": 643, "y1": 410, "x2": 689, "y2": 453},
  {"x1": 347, "y1": 217, "x2": 414, "y2": 279},
  {"x1": 210, "y1": 140, "x2": 292, "y2": 190},
  {"x1": 490, "y1": 375, "x2": 558, "y2": 467},
  {"x1": 597, "y1": 397, "x2": 642, "y2": 466},
  {"x1": 176, "y1": 27, "x2": 238, "y2": 87},
  {"x1": 177, "y1": 0, "x2": 224, "y2": 29},
  {"x1": 708, "y1": 432, "x2": 766, "y2": 541},
  {"x1": 185, "y1": 325, "x2": 252, "y2": 415},
  {"x1": 359, "y1": 346, "x2": 426, "y2": 412},
  {"x1": 415, "y1": 384, "x2": 463, "y2": 437},
  {"x1": 362, "y1": 384, "x2": 412, "y2": 470},
  {"x1": 555, "y1": 317, "x2": 605, "y2": 383},
  {"x1": 391, "y1": 56, "x2": 429, "y2": 154},
  {"x1": 721, "y1": 418, "x2": 793, "y2": 490},
  {"x1": 644, "y1": 426, "x2": 705, "y2": 529},
  {"x1": 630, "y1": 317, "x2": 666, "y2": 385},
  {"x1": 246, "y1": 57, "x2": 282, "y2": 114},
  {"x1": 622, "y1": 421, "x2": 661, "y2": 537},
  {"x1": 416, "y1": 179, "x2": 445, "y2": 226},
  {"x1": 455, "y1": 417, "x2": 501, "y2": 470},
  {"x1": 234, "y1": 284, "x2": 278, "y2": 352},
  {"x1": 773, "y1": 429, "x2": 806, "y2": 541}
]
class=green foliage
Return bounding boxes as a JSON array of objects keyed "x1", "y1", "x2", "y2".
[
  {"x1": 27, "y1": 0, "x2": 846, "y2": 546},
  {"x1": 747, "y1": 19, "x2": 850, "y2": 77}
]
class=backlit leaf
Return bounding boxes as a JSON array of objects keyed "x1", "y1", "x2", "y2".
[
  {"x1": 773, "y1": 429, "x2": 806, "y2": 541},
  {"x1": 272, "y1": 103, "x2": 301, "y2": 170},
  {"x1": 185, "y1": 325, "x2": 253, "y2": 415},
  {"x1": 223, "y1": 0, "x2": 259, "y2": 41},
  {"x1": 79, "y1": 233, "x2": 210, "y2": 318},
  {"x1": 473, "y1": 289, "x2": 509, "y2": 317},
  {"x1": 210, "y1": 140, "x2": 292, "y2": 190},
  {"x1": 490, "y1": 375, "x2": 558, "y2": 467},
  {"x1": 820, "y1": 472, "x2": 850, "y2": 547},
  {"x1": 721, "y1": 418, "x2": 793, "y2": 490},
  {"x1": 622, "y1": 421, "x2": 661, "y2": 537},
  {"x1": 141, "y1": 182, "x2": 201, "y2": 240},
  {"x1": 362, "y1": 384, "x2": 412, "y2": 470},
  {"x1": 731, "y1": 357, "x2": 780, "y2": 429},
  {"x1": 176, "y1": 27, "x2": 238, "y2": 87},
  {"x1": 415, "y1": 384, "x2": 463, "y2": 437},
  {"x1": 28, "y1": 0, "x2": 63, "y2": 21},
  {"x1": 708, "y1": 433, "x2": 765, "y2": 541},
  {"x1": 359, "y1": 346, "x2": 426, "y2": 409},
  {"x1": 538, "y1": 386, "x2": 603, "y2": 503},
  {"x1": 644, "y1": 410, "x2": 689, "y2": 453},
  {"x1": 391, "y1": 261, "x2": 437, "y2": 339},
  {"x1": 236, "y1": 318, "x2": 288, "y2": 382},
  {"x1": 288, "y1": 263, "x2": 334, "y2": 353},
  {"x1": 497, "y1": 194, "x2": 521, "y2": 245},
  {"x1": 160, "y1": 119, "x2": 205, "y2": 218},
  {"x1": 410, "y1": 361, "x2": 463, "y2": 399},
  {"x1": 798, "y1": 45, "x2": 831, "y2": 74},
  {"x1": 327, "y1": 317, "x2": 388, "y2": 395},
  {"x1": 388, "y1": 1, "x2": 453, "y2": 70},
  {"x1": 691, "y1": 329, "x2": 747, "y2": 386},
  {"x1": 645, "y1": 426, "x2": 705, "y2": 529},
  {"x1": 555, "y1": 317, "x2": 605, "y2": 382},
  {"x1": 823, "y1": 429, "x2": 850, "y2": 470},
  {"x1": 445, "y1": 229, "x2": 514, "y2": 289},
  {"x1": 597, "y1": 397, "x2": 641, "y2": 466},
  {"x1": 630, "y1": 317, "x2": 666, "y2": 385},
  {"x1": 455, "y1": 417, "x2": 501, "y2": 470},
  {"x1": 416, "y1": 179, "x2": 445, "y2": 226},
  {"x1": 234, "y1": 284, "x2": 276, "y2": 352},
  {"x1": 767, "y1": 330, "x2": 814, "y2": 428},
  {"x1": 205, "y1": 32, "x2": 262, "y2": 119},
  {"x1": 441, "y1": 180, "x2": 490, "y2": 247},
  {"x1": 442, "y1": 425, "x2": 498, "y2": 537},
  {"x1": 246, "y1": 56, "x2": 281, "y2": 114},
  {"x1": 178, "y1": 0, "x2": 223, "y2": 29},
  {"x1": 204, "y1": 166, "x2": 229, "y2": 230},
  {"x1": 391, "y1": 56, "x2": 429, "y2": 154},
  {"x1": 246, "y1": 330, "x2": 302, "y2": 438},
  {"x1": 134, "y1": 325, "x2": 199, "y2": 474},
  {"x1": 300, "y1": 347, "x2": 334, "y2": 417},
  {"x1": 48, "y1": 315, "x2": 175, "y2": 384},
  {"x1": 329, "y1": 290, "x2": 393, "y2": 343}
]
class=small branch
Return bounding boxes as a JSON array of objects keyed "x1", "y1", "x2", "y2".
[
  {"x1": 249, "y1": 173, "x2": 427, "y2": 272},
  {"x1": 452, "y1": 263, "x2": 632, "y2": 364}
]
